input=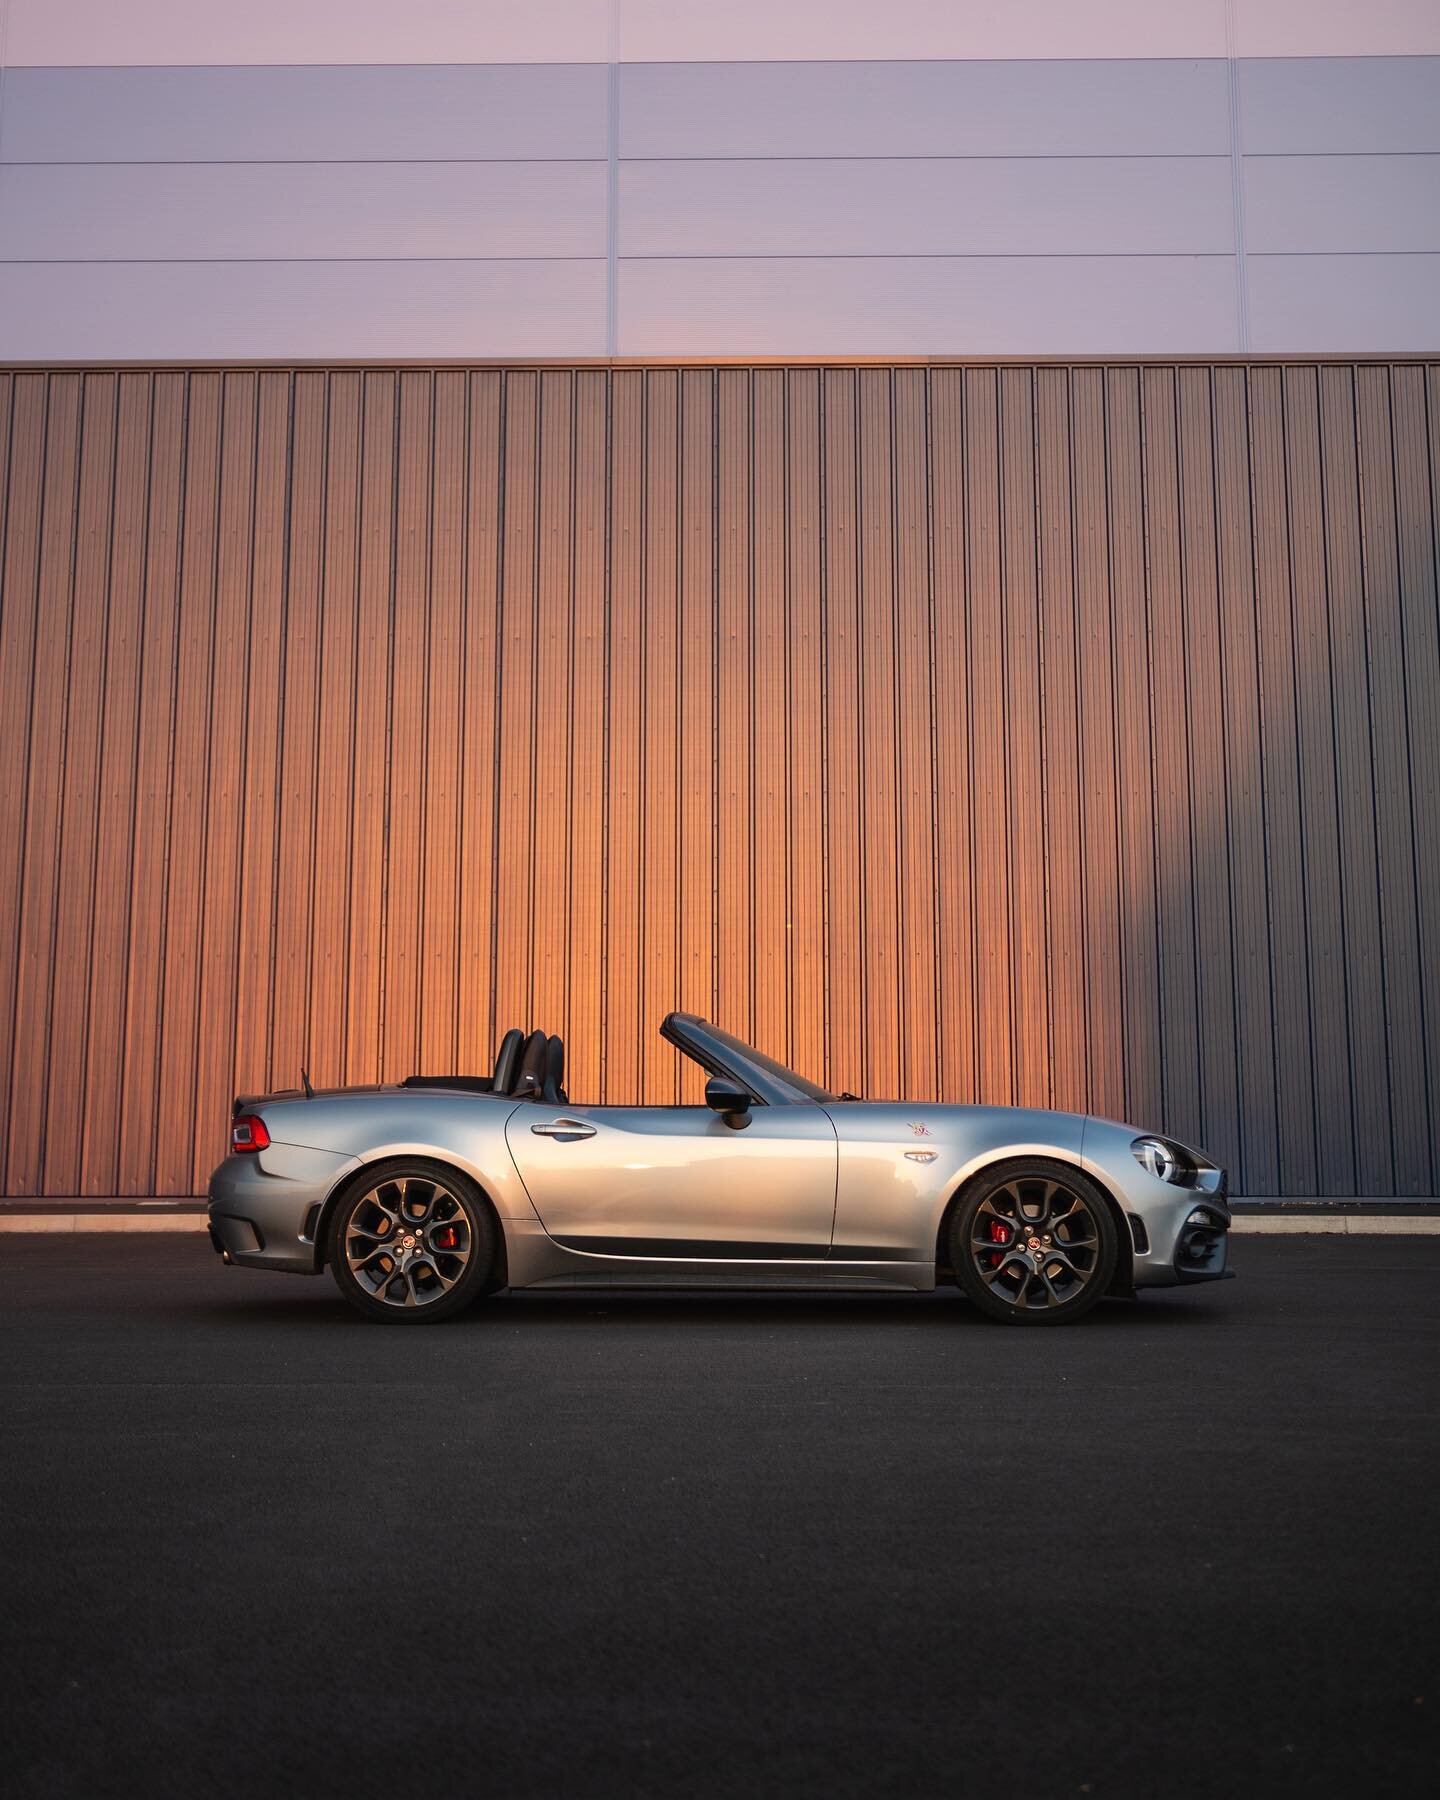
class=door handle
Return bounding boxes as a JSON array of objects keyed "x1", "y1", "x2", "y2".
[{"x1": 530, "y1": 1119, "x2": 596, "y2": 1141}]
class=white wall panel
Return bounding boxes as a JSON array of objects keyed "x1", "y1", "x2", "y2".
[
  {"x1": 1, "y1": 33, "x2": 1437, "y2": 356},
  {"x1": 19, "y1": 0, "x2": 1436, "y2": 68},
  {"x1": 616, "y1": 1, "x2": 1228, "y2": 60},
  {"x1": 1235, "y1": 2, "x2": 1440, "y2": 58},
  {"x1": 0, "y1": 260, "x2": 607, "y2": 360},
  {"x1": 617, "y1": 255, "x2": 1238, "y2": 355},
  {"x1": 1245, "y1": 156, "x2": 1440, "y2": 253},
  {"x1": 619, "y1": 60, "x2": 1230, "y2": 158},
  {"x1": 3, "y1": 1, "x2": 610, "y2": 65},
  {"x1": 0, "y1": 163, "x2": 608, "y2": 261},
  {"x1": 1248, "y1": 253, "x2": 1440, "y2": 349},
  {"x1": 1237, "y1": 57, "x2": 1440, "y2": 153},
  {"x1": 619, "y1": 158, "x2": 1235, "y2": 256},
  {"x1": 0, "y1": 65, "x2": 609, "y2": 163}
]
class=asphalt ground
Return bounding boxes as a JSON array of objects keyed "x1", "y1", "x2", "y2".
[{"x1": 1, "y1": 1235, "x2": 1435, "y2": 1799}]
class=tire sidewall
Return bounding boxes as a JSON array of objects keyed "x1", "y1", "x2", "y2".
[
  {"x1": 948, "y1": 1160, "x2": 1118, "y2": 1326},
  {"x1": 326, "y1": 1161, "x2": 498, "y2": 1324}
]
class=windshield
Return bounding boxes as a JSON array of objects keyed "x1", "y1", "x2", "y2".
[{"x1": 688, "y1": 1021, "x2": 835, "y2": 1104}]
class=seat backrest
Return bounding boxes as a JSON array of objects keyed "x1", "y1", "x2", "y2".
[
  {"x1": 542, "y1": 1034, "x2": 567, "y2": 1105},
  {"x1": 512, "y1": 1029, "x2": 549, "y2": 1100},
  {"x1": 491, "y1": 1027, "x2": 525, "y2": 1096}
]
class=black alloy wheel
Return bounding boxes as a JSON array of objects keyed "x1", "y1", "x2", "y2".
[
  {"x1": 327, "y1": 1162, "x2": 496, "y2": 1323},
  {"x1": 949, "y1": 1161, "x2": 1118, "y2": 1325}
]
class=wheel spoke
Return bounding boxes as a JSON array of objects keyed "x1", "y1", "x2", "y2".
[
  {"x1": 352, "y1": 1250, "x2": 395, "y2": 1292},
  {"x1": 996, "y1": 1182, "x2": 1024, "y2": 1223},
  {"x1": 348, "y1": 1219, "x2": 394, "y2": 1244},
  {"x1": 980, "y1": 1248, "x2": 1024, "y2": 1287}
]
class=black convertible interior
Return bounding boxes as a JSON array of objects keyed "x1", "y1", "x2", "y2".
[{"x1": 401, "y1": 1028, "x2": 567, "y2": 1104}]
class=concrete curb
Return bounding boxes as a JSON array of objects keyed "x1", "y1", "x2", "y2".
[
  {"x1": 1229, "y1": 1215, "x2": 1440, "y2": 1235},
  {"x1": 1, "y1": 1214, "x2": 1438, "y2": 1235},
  {"x1": 0, "y1": 1214, "x2": 211, "y2": 1232}
]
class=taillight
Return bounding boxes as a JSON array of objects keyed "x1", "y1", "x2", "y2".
[{"x1": 232, "y1": 1114, "x2": 270, "y2": 1153}]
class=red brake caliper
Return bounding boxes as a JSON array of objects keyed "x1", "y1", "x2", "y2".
[
  {"x1": 987, "y1": 1219, "x2": 1012, "y2": 1267},
  {"x1": 432, "y1": 1225, "x2": 459, "y2": 1251}
]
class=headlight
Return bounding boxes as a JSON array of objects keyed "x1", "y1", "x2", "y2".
[{"x1": 1132, "y1": 1136, "x2": 1187, "y2": 1184}]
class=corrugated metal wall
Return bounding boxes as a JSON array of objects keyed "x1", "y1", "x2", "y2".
[{"x1": 1, "y1": 361, "x2": 1437, "y2": 1199}]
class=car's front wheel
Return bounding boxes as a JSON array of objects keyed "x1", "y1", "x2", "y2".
[
  {"x1": 326, "y1": 1162, "x2": 497, "y2": 1323},
  {"x1": 949, "y1": 1161, "x2": 1117, "y2": 1325}
]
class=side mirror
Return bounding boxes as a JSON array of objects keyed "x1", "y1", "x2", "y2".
[{"x1": 704, "y1": 1074, "x2": 752, "y2": 1129}]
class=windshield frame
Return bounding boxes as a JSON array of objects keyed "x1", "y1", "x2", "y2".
[{"x1": 659, "y1": 1013, "x2": 836, "y2": 1106}]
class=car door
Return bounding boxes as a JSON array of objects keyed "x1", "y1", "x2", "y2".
[{"x1": 504, "y1": 1103, "x2": 838, "y2": 1259}]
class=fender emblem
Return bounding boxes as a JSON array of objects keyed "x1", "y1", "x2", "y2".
[{"x1": 908, "y1": 1122, "x2": 932, "y2": 1136}]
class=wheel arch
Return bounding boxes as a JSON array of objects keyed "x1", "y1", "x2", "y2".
[
  {"x1": 933, "y1": 1152, "x2": 1134, "y2": 1296},
  {"x1": 313, "y1": 1153, "x2": 510, "y2": 1289}
]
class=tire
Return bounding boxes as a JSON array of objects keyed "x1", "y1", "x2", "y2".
[
  {"x1": 948, "y1": 1160, "x2": 1118, "y2": 1326},
  {"x1": 326, "y1": 1161, "x2": 498, "y2": 1324}
]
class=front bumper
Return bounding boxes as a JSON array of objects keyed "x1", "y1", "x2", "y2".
[
  {"x1": 1129, "y1": 1176, "x2": 1233, "y2": 1289},
  {"x1": 1170, "y1": 1197, "x2": 1232, "y2": 1283},
  {"x1": 208, "y1": 1143, "x2": 360, "y2": 1274}
]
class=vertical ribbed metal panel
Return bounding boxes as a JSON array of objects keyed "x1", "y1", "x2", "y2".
[
  {"x1": 640, "y1": 370, "x2": 680, "y2": 1101},
  {"x1": 1034, "y1": 368, "x2": 1085, "y2": 1118},
  {"x1": 1, "y1": 361, "x2": 1437, "y2": 1200},
  {"x1": 1248, "y1": 366, "x2": 1317, "y2": 1194}
]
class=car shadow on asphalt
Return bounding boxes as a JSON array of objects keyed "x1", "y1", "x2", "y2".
[{"x1": 175, "y1": 1285, "x2": 1233, "y2": 1332}]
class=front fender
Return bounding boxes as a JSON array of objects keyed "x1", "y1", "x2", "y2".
[{"x1": 827, "y1": 1104, "x2": 1088, "y2": 1262}]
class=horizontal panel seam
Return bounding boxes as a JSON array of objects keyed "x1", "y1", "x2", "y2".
[
  {"x1": 0, "y1": 157, "x2": 611, "y2": 168},
  {"x1": 0, "y1": 153, "x2": 1239, "y2": 167},
  {"x1": 5, "y1": 58, "x2": 1236, "y2": 74},
  {"x1": 0, "y1": 255, "x2": 610, "y2": 266},
  {"x1": 6, "y1": 253, "x2": 1435, "y2": 267}
]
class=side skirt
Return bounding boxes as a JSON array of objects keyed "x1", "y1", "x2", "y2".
[
  {"x1": 523, "y1": 1268, "x2": 933, "y2": 1292},
  {"x1": 499, "y1": 1218, "x2": 935, "y2": 1292}
]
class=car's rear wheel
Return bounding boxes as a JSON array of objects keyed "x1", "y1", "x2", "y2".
[
  {"x1": 949, "y1": 1161, "x2": 1117, "y2": 1325},
  {"x1": 326, "y1": 1162, "x2": 497, "y2": 1324}
]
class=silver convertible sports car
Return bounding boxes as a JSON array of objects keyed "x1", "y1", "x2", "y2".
[{"x1": 208, "y1": 1014, "x2": 1232, "y2": 1326}]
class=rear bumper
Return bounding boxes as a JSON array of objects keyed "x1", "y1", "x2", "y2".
[{"x1": 207, "y1": 1143, "x2": 360, "y2": 1274}]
